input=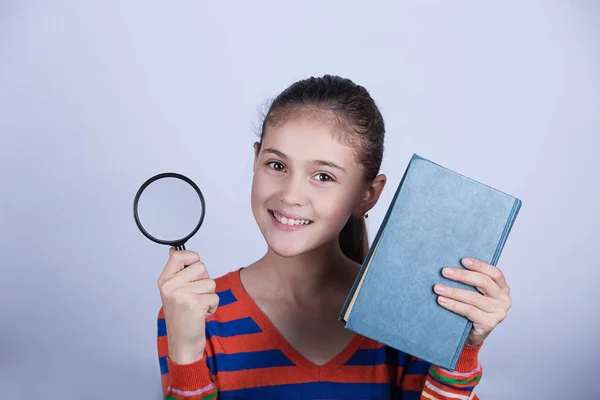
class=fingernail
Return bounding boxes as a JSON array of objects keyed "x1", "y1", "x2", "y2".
[
  {"x1": 462, "y1": 258, "x2": 473, "y2": 266},
  {"x1": 438, "y1": 296, "x2": 448, "y2": 304},
  {"x1": 434, "y1": 284, "x2": 446, "y2": 293},
  {"x1": 443, "y1": 267, "x2": 454, "y2": 275}
]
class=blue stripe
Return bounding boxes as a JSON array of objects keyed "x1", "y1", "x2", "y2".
[
  {"x1": 217, "y1": 288, "x2": 237, "y2": 307},
  {"x1": 206, "y1": 349, "x2": 294, "y2": 374},
  {"x1": 400, "y1": 391, "x2": 423, "y2": 400},
  {"x1": 157, "y1": 318, "x2": 167, "y2": 337},
  {"x1": 205, "y1": 316, "x2": 262, "y2": 339},
  {"x1": 405, "y1": 358, "x2": 431, "y2": 375},
  {"x1": 220, "y1": 382, "x2": 395, "y2": 400},
  {"x1": 345, "y1": 346, "x2": 408, "y2": 366},
  {"x1": 159, "y1": 356, "x2": 168, "y2": 375}
]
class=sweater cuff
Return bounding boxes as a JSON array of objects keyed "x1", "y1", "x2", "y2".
[
  {"x1": 452, "y1": 342, "x2": 482, "y2": 372},
  {"x1": 167, "y1": 356, "x2": 214, "y2": 392}
]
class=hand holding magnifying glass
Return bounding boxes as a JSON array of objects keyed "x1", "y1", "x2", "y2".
[{"x1": 133, "y1": 172, "x2": 219, "y2": 364}]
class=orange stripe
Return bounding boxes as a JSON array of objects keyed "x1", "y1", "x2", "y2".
[
  {"x1": 161, "y1": 374, "x2": 170, "y2": 394},
  {"x1": 402, "y1": 372, "x2": 427, "y2": 392},
  {"x1": 215, "y1": 273, "x2": 234, "y2": 292},
  {"x1": 158, "y1": 335, "x2": 169, "y2": 357},
  {"x1": 206, "y1": 299, "x2": 252, "y2": 323},
  {"x1": 361, "y1": 338, "x2": 387, "y2": 350},
  {"x1": 209, "y1": 331, "x2": 274, "y2": 354}
]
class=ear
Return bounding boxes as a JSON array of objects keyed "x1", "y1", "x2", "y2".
[
  {"x1": 352, "y1": 173, "x2": 387, "y2": 218},
  {"x1": 252, "y1": 142, "x2": 261, "y2": 171}
]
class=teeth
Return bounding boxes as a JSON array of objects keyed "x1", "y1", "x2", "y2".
[{"x1": 273, "y1": 211, "x2": 311, "y2": 226}]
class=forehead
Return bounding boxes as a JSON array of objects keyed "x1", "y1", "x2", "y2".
[{"x1": 261, "y1": 116, "x2": 358, "y2": 167}]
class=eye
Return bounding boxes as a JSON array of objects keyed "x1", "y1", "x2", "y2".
[
  {"x1": 314, "y1": 172, "x2": 335, "y2": 182},
  {"x1": 266, "y1": 161, "x2": 286, "y2": 172}
]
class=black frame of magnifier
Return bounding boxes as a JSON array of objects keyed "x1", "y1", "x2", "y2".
[{"x1": 133, "y1": 172, "x2": 205, "y2": 250}]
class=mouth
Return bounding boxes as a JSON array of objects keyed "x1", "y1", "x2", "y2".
[{"x1": 269, "y1": 210, "x2": 313, "y2": 227}]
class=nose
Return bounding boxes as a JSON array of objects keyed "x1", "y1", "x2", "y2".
[{"x1": 280, "y1": 174, "x2": 308, "y2": 207}]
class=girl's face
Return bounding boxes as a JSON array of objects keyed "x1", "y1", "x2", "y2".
[{"x1": 251, "y1": 115, "x2": 379, "y2": 258}]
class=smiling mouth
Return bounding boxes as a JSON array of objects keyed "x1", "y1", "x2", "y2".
[{"x1": 269, "y1": 210, "x2": 313, "y2": 226}]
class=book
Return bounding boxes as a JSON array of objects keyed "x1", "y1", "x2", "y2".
[{"x1": 339, "y1": 153, "x2": 522, "y2": 370}]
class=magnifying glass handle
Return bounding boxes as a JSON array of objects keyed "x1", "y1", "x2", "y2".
[{"x1": 176, "y1": 244, "x2": 186, "y2": 251}]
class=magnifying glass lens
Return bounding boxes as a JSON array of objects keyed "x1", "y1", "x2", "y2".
[{"x1": 133, "y1": 173, "x2": 206, "y2": 250}]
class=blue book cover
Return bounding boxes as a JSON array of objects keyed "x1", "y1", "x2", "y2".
[{"x1": 339, "y1": 153, "x2": 522, "y2": 370}]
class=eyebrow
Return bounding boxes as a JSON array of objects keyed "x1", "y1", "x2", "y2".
[{"x1": 262, "y1": 147, "x2": 346, "y2": 173}]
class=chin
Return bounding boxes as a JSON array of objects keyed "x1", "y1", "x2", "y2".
[{"x1": 265, "y1": 237, "x2": 312, "y2": 258}]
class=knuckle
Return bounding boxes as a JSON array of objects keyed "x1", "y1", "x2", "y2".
[
  {"x1": 483, "y1": 275, "x2": 494, "y2": 287},
  {"x1": 204, "y1": 293, "x2": 219, "y2": 306},
  {"x1": 197, "y1": 261, "x2": 207, "y2": 274},
  {"x1": 483, "y1": 317, "x2": 497, "y2": 331},
  {"x1": 495, "y1": 309, "x2": 508, "y2": 324},
  {"x1": 172, "y1": 287, "x2": 194, "y2": 308},
  {"x1": 159, "y1": 280, "x2": 175, "y2": 296},
  {"x1": 505, "y1": 296, "x2": 513, "y2": 310},
  {"x1": 493, "y1": 268, "x2": 504, "y2": 279},
  {"x1": 206, "y1": 278, "x2": 216, "y2": 292},
  {"x1": 469, "y1": 292, "x2": 483, "y2": 308}
]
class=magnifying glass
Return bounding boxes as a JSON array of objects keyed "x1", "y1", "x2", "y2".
[{"x1": 133, "y1": 172, "x2": 206, "y2": 251}]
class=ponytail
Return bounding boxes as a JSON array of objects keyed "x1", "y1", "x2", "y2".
[{"x1": 339, "y1": 216, "x2": 369, "y2": 265}]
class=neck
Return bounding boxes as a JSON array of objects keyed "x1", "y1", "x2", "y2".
[{"x1": 255, "y1": 239, "x2": 359, "y2": 304}]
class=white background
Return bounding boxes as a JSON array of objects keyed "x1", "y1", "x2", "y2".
[{"x1": 1, "y1": 1, "x2": 599, "y2": 398}]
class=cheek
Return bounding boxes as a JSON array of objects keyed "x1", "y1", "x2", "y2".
[
  {"x1": 315, "y1": 190, "x2": 357, "y2": 226},
  {"x1": 251, "y1": 170, "x2": 276, "y2": 205}
]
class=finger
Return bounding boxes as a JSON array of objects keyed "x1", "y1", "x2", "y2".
[
  {"x1": 434, "y1": 284, "x2": 496, "y2": 313},
  {"x1": 160, "y1": 261, "x2": 209, "y2": 290},
  {"x1": 198, "y1": 293, "x2": 220, "y2": 315},
  {"x1": 442, "y1": 266, "x2": 502, "y2": 298},
  {"x1": 159, "y1": 249, "x2": 201, "y2": 283},
  {"x1": 185, "y1": 278, "x2": 217, "y2": 295},
  {"x1": 437, "y1": 295, "x2": 489, "y2": 322},
  {"x1": 462, "y1": 257, "x2": 509, "y2": 291}
]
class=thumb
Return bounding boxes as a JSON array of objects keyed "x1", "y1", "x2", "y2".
[{"x1": 169, "y1": 246, "x2": 176, "y2": 256}]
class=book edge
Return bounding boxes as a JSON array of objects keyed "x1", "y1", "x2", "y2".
[
  {"x1": 413, "y1": 154, "x2": 521, "y2": 201},
  {"x1": 448, "y1": 197, "x2": 522, "y2": 370}
]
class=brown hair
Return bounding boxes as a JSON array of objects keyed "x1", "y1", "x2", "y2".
[{"x1": 257, "y1": 75, "x2": 385, "y2": 264}]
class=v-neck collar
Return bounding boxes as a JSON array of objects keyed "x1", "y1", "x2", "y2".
[{"x1": 227, "y1": 267, "x2": 367, "y2": 380}]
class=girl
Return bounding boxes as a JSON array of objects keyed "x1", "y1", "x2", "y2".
[{"x1": 156, "y1": 75, "x2": 512, "y2": 399}]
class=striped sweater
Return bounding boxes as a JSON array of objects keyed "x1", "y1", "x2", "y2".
[{"x1": 157, "y1": 268, "x2": 482, "y2": 399}]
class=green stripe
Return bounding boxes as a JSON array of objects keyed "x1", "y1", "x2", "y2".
[{"x1": 429, "y1": 366, "x2": 481, "y2": 385}]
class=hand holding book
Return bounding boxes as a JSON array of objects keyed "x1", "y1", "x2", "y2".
[
  {"x1": 434, "y1": 256, "x2": 512, "y2": 348},
  {"x1": 339, "y1": 154, "x2": 522, "y2": 370}
]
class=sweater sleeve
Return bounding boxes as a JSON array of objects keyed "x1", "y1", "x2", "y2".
[
  {"x1": 400, "y1": 343, "x2": 483, "y2": 400},
  {"x1": 157, "y1": 307, "x2": 218, "y2": 400}
]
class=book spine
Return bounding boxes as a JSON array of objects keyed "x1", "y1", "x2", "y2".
[{"x1": 491, "y1": 198, "x2": 522, "y2": 267}]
